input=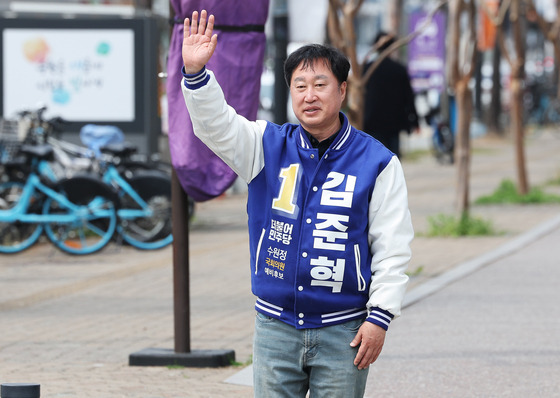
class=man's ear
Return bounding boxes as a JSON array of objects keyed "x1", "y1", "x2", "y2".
[{"x1": 340, "y1": 81, "x2": 348, "y2": 101}]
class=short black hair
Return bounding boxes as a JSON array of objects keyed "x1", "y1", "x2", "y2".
[{"x1": 283, "y1": 44, "x2": 350, "y2": 87}]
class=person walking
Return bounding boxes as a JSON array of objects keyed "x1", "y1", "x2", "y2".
[
  {"x1": 363, "y1": 31, "x2": 419, "y2": 158},
  {"x1": 180, "y1": 10, "x2": 413, "y2": 397}
]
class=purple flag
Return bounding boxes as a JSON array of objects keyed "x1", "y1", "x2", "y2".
[
  {"x1": 167, "y1": 0, "x2": 269, "y2": 201},
  {"x1": 408, "y1": 11, "x2": 446, "y2": 93}
]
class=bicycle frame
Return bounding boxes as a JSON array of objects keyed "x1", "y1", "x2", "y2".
[
  {"x1": 101, "y1": 165, "x2": 173, "y2": 249},
  {"x1": 0, "y1": 162, "x2": 112, "y2": 224},
  {"x1": 35, "y1": 132, "x2": 172, "y2": 250},
  {"x1": 102, "y1": 165, "x2": 152, "y2": 220},
  {"x1": 1, "y1": 157, "x2": 118, "y2": 254}
]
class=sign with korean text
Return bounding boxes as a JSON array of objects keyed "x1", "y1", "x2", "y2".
[{"x1": 408, "y1": 11, "x2": 446, "y2": 93}]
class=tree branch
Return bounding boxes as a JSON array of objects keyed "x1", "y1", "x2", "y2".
[
  {"x1": 480, "y1": 0, "x2": 512, "y2": 26},
  {"x1": 361, "y1": 0, "x2": 448, "y2": 84}
]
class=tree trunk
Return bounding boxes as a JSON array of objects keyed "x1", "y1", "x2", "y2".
[
  {"x1": 487, "y1": 42, "x2": 502, "y2": 134},
  {"x1": 510, "y1": 76, "x2": 529, "y2": 194},
  {"x1": 454, "y1": 79, "x2": 472, "y2": 214},
  {"x1": 447, "y1": 0, "x2": 477, "y2": 216},
  {"x1": 347, "y1": 73, "x2": 364, "y2": 129},
  {"x1": 326, "y1": 0, "x2": 365, "y2": 128},
  {"x1": 510, "y1": 0, "x2": 529, "y2": 194},
  {"x1": 390, "y1": 0, "x2": 404, "y2": 35}
]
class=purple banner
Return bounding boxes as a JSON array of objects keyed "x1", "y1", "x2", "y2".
[
  {"x1": 408, "y1": 11, "x2": 446, "y2": 93},
  {"x1": 167, "y1": 0, "x2": 269, "y2": 201}
]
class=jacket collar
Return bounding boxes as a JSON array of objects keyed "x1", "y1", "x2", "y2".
[{"x1": 297, "y1": 112, "x2": 352, "y2": 151}]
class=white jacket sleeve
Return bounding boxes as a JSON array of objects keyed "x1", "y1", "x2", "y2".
[
  {"x1": 180, "y1": 69, "x2": 267, "y2": 183},
  {"x1": 367, "y1": 156, "x2": 413, "y2": 319}
]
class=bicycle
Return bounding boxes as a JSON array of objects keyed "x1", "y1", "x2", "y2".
[
  {"x1": 523, "y1": 81, "x2": 560, "y2": 138},
  {"x1": 0, "y1": 144, "x2": 119, "y2": 255},
  {"x1": 99, "y1": 143, "x2": 173, "y2": 250},
  {"x1": 15, "y1": 107, "x2": 175, "y2": 250},
  {"x1": 431, "y1": 119, "x2": 454, "y2": 164},
  {"x1": 46, "y1": 137, "x2": 174, "y2": 250},
  {"x1": 7, "y1": 107, "x2": 178, "y2": 251}
]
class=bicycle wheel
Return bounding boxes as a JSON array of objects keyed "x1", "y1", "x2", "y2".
[
  {"x1": 0, "y1": 182, "x2": 43, "y2": 253},
  {"x1": 544, "y1": 99, "x2": 560, "y2": 126},
  {"x1": 119, "y1": 174, "x2": 172, "y2": 250},
  {"x1": 43, "y1": 176, "x2": 118, "y2": 255}
]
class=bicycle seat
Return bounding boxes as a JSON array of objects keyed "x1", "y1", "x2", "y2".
[
  {"x1": 100, "y1": 142, "x2": 137, "y2": 157},
  {"x1": 20, "y1": 144, "x2": 54, "y2": 161}
]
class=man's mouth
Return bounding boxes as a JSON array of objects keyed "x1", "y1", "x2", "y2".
[{"x1": 303, "y1": 107, "x2": 320, "y2": 114}]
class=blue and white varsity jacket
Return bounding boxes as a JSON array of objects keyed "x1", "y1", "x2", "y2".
[{"x1": 181, "y1": 68, "x2": 413, "y2": 331}]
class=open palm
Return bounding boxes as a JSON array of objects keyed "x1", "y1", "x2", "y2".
[{"x1": 182, "y1": 10, "x2": 217, "y2": 74}]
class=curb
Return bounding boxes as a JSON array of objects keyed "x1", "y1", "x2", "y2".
[{"x1": 402, "y1": 212, "x2": 560, "y2": 309}]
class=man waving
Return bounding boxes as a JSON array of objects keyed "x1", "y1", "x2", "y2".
[{"x1": 180, "y1": 10, "x2": 413, "y2": 397}]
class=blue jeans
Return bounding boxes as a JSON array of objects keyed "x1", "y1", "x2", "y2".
[{"x1": 253, "y1": 313, "x2": 369, "y2": 398}]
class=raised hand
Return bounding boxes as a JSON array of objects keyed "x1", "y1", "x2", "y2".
[{"x1": 182, "y1": 10, "x2": 218, "y2": 74}]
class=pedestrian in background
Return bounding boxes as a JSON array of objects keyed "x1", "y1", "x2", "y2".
[
  {"x1": 180, "y1": 10, "x2": 413, "y2": 397},
  {"x1": 363, "y1": 31, "x2": 419, "y2": 158}
]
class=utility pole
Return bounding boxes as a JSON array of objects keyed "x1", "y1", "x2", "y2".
[{"x1": 273, "y1": 0, "x2": 288, "y2": 124}]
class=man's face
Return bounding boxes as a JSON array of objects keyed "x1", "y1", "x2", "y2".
[{"x1": 290, "y1": 59, "x2": 347, "y2": 141}]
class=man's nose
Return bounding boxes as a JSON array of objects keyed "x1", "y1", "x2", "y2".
[{"x1": 304, "y1": 87, "x2": 317, "y2": 102}]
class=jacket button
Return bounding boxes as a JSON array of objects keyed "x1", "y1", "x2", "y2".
[
  {"x1": 302, "y1": 252, "x2": 308, "y2": 258},
  {"x1": 306, "y1": 218, "x2": 312, "y2": 224},
  {"x1": 298, "y1": 286, "x2": 304, "y2": 291},
  {"x1": 299, "y1": 313, "x2": 304, "y2": 318},
  {"x1": 298, "y1": 320, "x2": 304, "y2": 325},
  {"x1": 312, "y1": 186, "x2": 318, "y2": 192},
  {"x1": 310, "y1": 154, "x2": 315, "y2": 159}
]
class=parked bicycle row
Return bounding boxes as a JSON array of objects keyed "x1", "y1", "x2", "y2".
[{"x1": 0, "y1": 107, "x2": 190, "y2": 255}]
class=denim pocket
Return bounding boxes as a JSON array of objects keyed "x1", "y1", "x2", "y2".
[
  {"x1": 340, "y1": 317, "x2": 365, "y2": 333},
  {"x1": 255, "y1": 311, "x2": 275, "y2": 324}
]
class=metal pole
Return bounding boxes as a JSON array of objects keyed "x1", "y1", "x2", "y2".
[
  {"x1": 171, "y1": 169, "x2": 190, "y2": 353},
  {"x1": 273, "y1": 0, "x2": 288, "y2": 124}
]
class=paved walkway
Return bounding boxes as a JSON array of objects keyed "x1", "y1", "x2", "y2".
[
  {"x1": 365, "y1": 221, "x2": 560, "y2": 397},
  {"x1": 1, "y1": 132, "x2": 559, "y2": 397}
]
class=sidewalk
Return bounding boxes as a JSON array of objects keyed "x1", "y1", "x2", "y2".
[
  {"x1": 365, "y1": 220, "x2": 560, "y2": 397},
  {"x1": 1, "y1": 132, "x2": 559, "y2": 397}
]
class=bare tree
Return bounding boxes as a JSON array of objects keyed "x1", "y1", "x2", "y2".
[
  {"x1": 327, "y1": 0, "x2": 447, "y2": 129},
  {"x1": 327, "y1": 0, "x2": 366, "y2": 127},
  {"x1": 328, "y1": 0, "x2": 483, "y2": 216},
  {"x1": 482, "y1": 0, "x2": 530, "y2": 194},
  {"x1": 390, "y1": 0, "x2": 404, "y2": 38},
  {"x1": 447, "y1": 0, "x2": 478, "y2": 215}
]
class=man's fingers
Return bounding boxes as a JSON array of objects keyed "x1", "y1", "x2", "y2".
[
  {"x1": 355, "y1": 344, "x2": 383, "y2": 370},
  {"x1": 183, "y1": 18, "x2": 190, "y2": 38},
  {"x1": 199, "y1": 10, "x2": 207, "y2": 36},
  {"x1": 353, "y1": 341, "x2": 368, "y2": 367},
  {"x1": 185, "y1": 10, "x2": 214, "y2": 39},
  {"x1": 209, "y1": 34, "x2": 218, "y2": 52},
  {"x1": 205, "y1": 14, "x2": 215, "y2": 38},
  {"x1": 355, "y1": 345, "x2": 373, "y2": 370},
  {"x1": 190, "y1": 10, "x2": 199, "y2": 35},
  {"x1": 353, "y1": 347, "x2": 364, "y2": 366},
  {"x1": 182, "y1": 10, "x2": 216, "y2": 73}
]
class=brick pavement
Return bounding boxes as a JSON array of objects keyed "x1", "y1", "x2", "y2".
[{"x1": 1, "y1": 132, "x2": 559, "y2": 397}]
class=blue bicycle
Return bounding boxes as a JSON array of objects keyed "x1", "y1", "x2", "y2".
[
  {"x1": 0, "y1": 145, "x2": 119, "y2": 255},
  {"x1": 46, "y1": 137, "x2": 173, "y2": 250},
  {"x1": 3, "y1": 108, "x2": 175, "y2": 252},
  {"x1": 99, "y1": 143, "x2": 172, "y2": 250}
]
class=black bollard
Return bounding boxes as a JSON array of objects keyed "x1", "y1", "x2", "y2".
[{"x1": 1, "y1": 383, "x2": 40, "y2": 398}]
